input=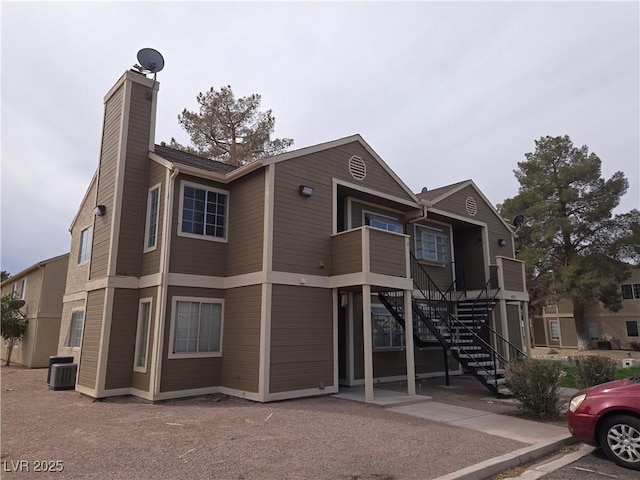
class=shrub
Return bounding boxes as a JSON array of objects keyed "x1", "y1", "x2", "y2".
[
  {"x1": 571, "y1": 355, "x2": 617, "y2": 389},
  {"x1": 506, "y1": 358, "x2": 562, "y2": 419},
  {"x1": 630, "y1": 341, "x2": 640, "y2": 352}
]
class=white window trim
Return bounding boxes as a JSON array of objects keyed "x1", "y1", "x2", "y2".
[
  {"x1": 20, "y1": 278, "x2": 27, "y2": 299},
  {"x1": 362, "y1": 210, "x2": 403, "y2": 233},
  {"x1": 167, "y1": 296, "x2": 224, "y2": 359},
  {"x1": 414, "y1": 223, "x2": 451, "y2": 264},
  {"x1": 133, "y1": 298, "x2": 153, "y2": 373},
  {"x1": 143, "y1": 183, "x2": 161, "y2": 253},
  {"x1": 78, "y1": 225, "x2": 93, "y2": 265},
  {"x1": 177, "y1": 180, "x2": 229, "y2": 243},
  {"x1": 67, "y1": 309, "x2": 85, "y2": 348}
]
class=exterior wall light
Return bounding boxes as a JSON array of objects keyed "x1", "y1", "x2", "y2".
[
  {"x1": 298, "y1": 185, "x2": 314, "y2": 197},
  {"x1": 94, "y1": 205, "x2": 107, "y2": 217},
  {"x1": 498, "y1": 239, "x2": 507, "y2": 247}
]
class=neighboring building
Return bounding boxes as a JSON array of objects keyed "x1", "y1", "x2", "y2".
[
  {"x1": 1, "y1": 254, "x2": 69, "y2": 367},
  {"x1": 532, "y1": 267, "x2": 640, "y2": 349},
  {"x1": 60, "y1": 68, "x2": 530, "y2": 403}
]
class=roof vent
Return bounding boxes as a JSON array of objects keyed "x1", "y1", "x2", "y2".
[
  {"x1": 348, "y1": 156, "x2": 366, "y2": 181},
  {"x1": 465, "y1": 196, "x2": 477, "y2": 216}
]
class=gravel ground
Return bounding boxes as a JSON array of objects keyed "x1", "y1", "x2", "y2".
[
  {"x1": 530, "y1": 347, "x2": 640, "y2": 362},
  {"x1": 1, "y1": 366, "x2": 528, "y2": 480}
]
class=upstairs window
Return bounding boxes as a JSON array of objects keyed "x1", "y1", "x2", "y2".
[
  {"x1": 20, "y1": 278, "x2": 27, "y2": 299},
  {"x1": 78, "y1": 226, "x2": 93, "y2": 264},
  {"x1": 144, "y1": 185, "x2": 160, "y2": 251},
  {"x1": 621, "y1": 283, "x2": 640, "y2": 300},
  {"x1": 415, "y1": 225, "x2": 449, "y2": 263},
  {"x1": 364, "y1": 212, "x2": 403, "y2": 233},
  {"x1": 179, "y1": 182, "x2": 228, "y2": 241},
  {"x1": 67, "y1": 310, "x2": 84, "y2": 347}
]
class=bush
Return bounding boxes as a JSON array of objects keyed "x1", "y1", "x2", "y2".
[
  {"x1": 506, "y1": 358, "x2": 562, "y2": 419},
  {"x1": 571, "y1": 355, "x2": 616, "y2": 389},
  {"x1": 630, "y1": 341, "x2": 640, "y2": 352}
]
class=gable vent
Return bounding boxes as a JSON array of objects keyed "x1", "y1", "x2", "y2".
[
  {"x1": 465, "y1": 196, "x2": 477, "y2": 216},
  {"x1": 348, "y1": 156, "x2": 366, "y2": 180}
]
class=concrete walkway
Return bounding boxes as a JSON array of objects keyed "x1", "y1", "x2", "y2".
[{"x1": 334, "y1": 386, "x2": 576, "y2": 480}]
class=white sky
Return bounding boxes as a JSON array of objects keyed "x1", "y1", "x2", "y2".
[{"x1": 1, "y1": 1, "x2": 639, "y2": 275}]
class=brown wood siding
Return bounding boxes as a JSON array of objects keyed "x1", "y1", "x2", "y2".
[
  {"x1": 169, "y1": 174, "x2": 228, "y2": 277},
  {"x1": 159, "y1": 286, "x2": 224, "y2": 393},
  {"x1": 372, "y1": 349, "x2": 452, "y2": 378},
  {"x1": 131, "y1": 287, "x2": 157, "y2": 392},
  {"x1": 369, "y1": 229, "x2": 406, "y2": 277},
  {"x1": 506, "y1": 304, "x2": 523, "y2": 350},
  {"x1": 77, "y1": 289, "x2": 106, "y2": 388},
  {"x1": 560, "y1": 318, "x2": 578, "y2": 348},
  {"x1": 104, "y1": 289, "x2": 138, "y2": 390},
  {"x1": 221, "y1": 285, "x2": 261, "y2": 393},
  {"x1": 141, "y1": 162, "x2": 166, "y2": 276},
  {"x1": 270, "y1": 285, "x2": 333, "y2": 393},
  {"x1": 90, "y1": 85, "x2": 124, "y2": 280},
  {"x1": 332, "y1": 230, "x2": 363, "y2": 275},
  {"x1": 116, "y1": 82, "x2": 154, "y2": 277},
  {"x1": 502, "y1": 259, "x2": 525, "y2": 292},
  {"x1": 433, "y1": 185, "x2": 513, "y2": 262},
  {"x1": 272, "y1": 141, "x2": 416, "y2": 276},
  {"x1": 227, "y1": 170, "x2": 265, "y2": 276},
  {"x1": 532, "y1": 317, "x2": 547, "y2": 346}
]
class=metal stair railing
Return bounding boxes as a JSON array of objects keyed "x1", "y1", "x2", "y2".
[{"x1": 409, "y1": 254, "x2": 527, "y2": 395}]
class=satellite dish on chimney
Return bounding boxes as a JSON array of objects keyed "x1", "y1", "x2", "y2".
[{"x1": 134, "y1": 48, "x2": 165, "y2": 76}]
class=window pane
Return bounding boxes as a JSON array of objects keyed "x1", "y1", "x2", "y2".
[
  {"x1": 136, "y1": 302, "x2": 151, "y2": 368},
  {"x1": 78, "y1": 227, "x2": 92, "y2": 263},
  {"x1": 627, "y1": 321, "x2": 639, "y2": 337},
  {"x1": 550, "y1": 321, "x2": 560, "y2": 341},
  {"x1": 633, "y1": 284, "x2": 640, "y2": 299},
  {"x1": 146, "y1": 188, "x2": 159, "y2": 249},
  {"x1": 622, "y1": 284, "x2": 633, "y2": 299},
  {"x1": 68, "y1": 311, "x2": 84, "y2": 347},
  {"x1": 173, "y1": 301, "x2": 221, "y2": 354},
  {"x1": 181, "y1": 185, "x2": 227, "y2": 239}
]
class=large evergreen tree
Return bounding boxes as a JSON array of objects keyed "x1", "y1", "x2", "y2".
[
  {"x1": 171, "y1": 85, "x2": 293, "y2": 167},
  {"x1": 500, "y1": 135, "x2": 640, "y2": 350}
]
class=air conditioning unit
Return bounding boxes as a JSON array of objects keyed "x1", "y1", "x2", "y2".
[
  {"x1": 49, "y1": 363, "x2": 77, "y2": 391},
  {"x1": 47, "y1": 356, "x2": 74, "y2": 384}
]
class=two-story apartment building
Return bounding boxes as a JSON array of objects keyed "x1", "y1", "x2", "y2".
[
  {"x1": 59, "y1": 68, "x2": 530, "y2": 403},
  {"x1": 1, "y1": 254, "x2": 69, "y2": 367},
  {"x1": 532, "y1": 266, "x2": 640, "y2": 350}
]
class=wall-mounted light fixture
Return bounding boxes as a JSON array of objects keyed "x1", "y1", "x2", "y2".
[
  {"x1": 298, "y1": 185, "x2": 314, "y2": 197},
  {"x1": 498, "y1": 238, "x2": 508, "y2": 247},
  {"x1": 94, "y1": 205, "x2": 107, "y2": 217}
]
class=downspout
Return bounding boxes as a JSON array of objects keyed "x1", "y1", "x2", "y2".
[{"x1": 153, "y1": 166, "x2": 179, "y2": 398}]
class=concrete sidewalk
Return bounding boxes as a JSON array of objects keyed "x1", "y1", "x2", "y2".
[{"x1": 334, "y1": 386, "x2": 576, "y2": 480}]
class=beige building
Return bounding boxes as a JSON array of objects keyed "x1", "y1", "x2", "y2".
[
  {"x1": 59, "y1": 68, "x2": 530, "y2": 403},
  {"x1": 532, "y1": 267, "x2": 640, "y2": 349},
  {"x1": 1, "y1": 254, "x2": 69, "y2": 367}
]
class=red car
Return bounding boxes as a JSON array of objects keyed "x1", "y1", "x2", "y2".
[{"x1": 566, "y1": 377, "x2": 640, "y2": 470}]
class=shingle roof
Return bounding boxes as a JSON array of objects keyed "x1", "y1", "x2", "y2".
[
  {"x1": 416, "y1": 180, "x2": 471, "y2": 203},
  {"x1": 153, "y1": 145, "x2": 237, "y2": 174}
]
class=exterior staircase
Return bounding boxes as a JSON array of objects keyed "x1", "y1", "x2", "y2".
[{"x1": 378, "y1": 253, "x2": 526, "y2": 398}]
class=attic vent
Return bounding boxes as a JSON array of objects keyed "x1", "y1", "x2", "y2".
[
  {"x1": 348, "y1": 156, "x2": 366, "y2": 180},
  {"x1": 465, "y1": 196, "x2": 477, "y2": 216}
]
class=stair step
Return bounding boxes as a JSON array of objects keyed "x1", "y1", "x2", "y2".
[{"x1": 467, "y1": 361, "x2": 496, "y2": 367}]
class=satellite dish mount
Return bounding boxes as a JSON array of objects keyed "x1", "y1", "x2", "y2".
[{"x1": 133, "y1": 48, "x2": 165, "y2": 97}]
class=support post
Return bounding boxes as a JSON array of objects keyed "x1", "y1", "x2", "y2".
[
  {"x1": 404, "y1": 290, "x2": 416, "y2": 395},
  {"x1": 362, "y1": 284, "x2": 374, "y2": 402}
]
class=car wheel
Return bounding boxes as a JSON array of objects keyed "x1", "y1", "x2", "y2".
[{"x1": 598, "y1": 415, "x2": 640, "y2": 471}]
